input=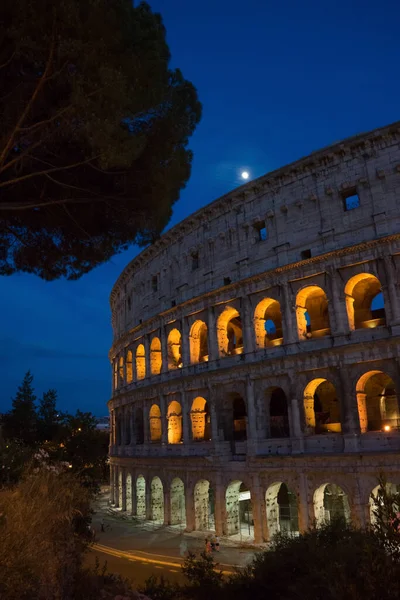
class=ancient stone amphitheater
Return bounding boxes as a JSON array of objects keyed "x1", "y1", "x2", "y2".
[{"x1": 108, "y1": 121, "x2": 400, "y2": 542}]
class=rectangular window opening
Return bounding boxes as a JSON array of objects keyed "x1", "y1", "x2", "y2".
[
  {"x1": 343, "y1": 190, "x2": 360, "y2": 211},
  {"x1": 171, "y1": 299, "x2": 176, "y2": 307},
  {"x1": 223, "y1": 277, "x2": 231, "y2": 286},
  {"x1": 191, "y1": 251, "x2": 199, "y2": 271},
  {"x1": 255, "y1": 222, "x2": 267, "y2": 242},
  {"x1": 301, "y1": 249, "x2": 312, "y2": 260},
  {"x1": 152, "y1": 275, "x2": 158, "y2": 293}
]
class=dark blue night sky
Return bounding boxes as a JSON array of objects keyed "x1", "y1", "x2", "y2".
[{"x1": 1, "y1": 0, "x2": 399, "y2": 414}]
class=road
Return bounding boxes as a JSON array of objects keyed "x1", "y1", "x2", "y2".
[{"x1": 87, "y1": 543, "x2": 185, "y2": 585}]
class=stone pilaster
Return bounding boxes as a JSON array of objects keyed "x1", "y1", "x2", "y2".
[
  {"x1": 160, "y1": 324, "x2": 168, "y2": 373},
  {"x1": 181, "y1": 316, "x2": 190, "y2": 367},
  {"x1": 207, "y1": 305, "x2": 218, "y2": 361},
  {"x1": 281, "y1": 282, "x2": 296, "y2": 344},
  {"x1": 241, "y1": 295, "x2": 255, "y2": 355}
]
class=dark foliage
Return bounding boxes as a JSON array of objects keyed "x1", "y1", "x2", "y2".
[{"x1": 0, "y1": 0, "x2": 201, "y2": 280}]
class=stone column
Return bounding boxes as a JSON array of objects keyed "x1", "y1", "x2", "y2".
[
  {"x1": 338, "y1": 366, "x2": 360, "y2": 450},
  {"x1": 144, "y1": 335, "x2": 151, "y2": 379},
  {"x1": 207, "y1": 305, "x2": 219, "y2": 361},
  {"x1": 241, "y1": 295, "x2": 254, "y2": 355},
  {"x1": 181, "y1": 390, "x2": 191, "y2": 444},
  {"x1": 161, "y1": 324, "x2": 168, "y2": 373},
  {"x1": 246, "y1": 377, "x2": 258, "y2": 455},
  {"x1": 129, "y1": 406, "x2": 135, "y2": 446},
  {"x1": 290, "y1": 397, "x2": 304, "y2": 454},
  {"x1": 164, "y1": 487, "x2": 171, "y2": 525},
  {"x1": 143, "y1": 403, "x2": 150, "y2": 444},
  {"x1": 145, "y1": 479, "x2": 152, "y2": 520},
  {"x1": 208, "y1": 386, "x2": 220, "y2": 444},
  {"x1": 383, "y1": 255, "x2": 400, "y2": 325},
  {"x1": 185, "y1": 483, "x2": 196, "y2": 532},
  {"x1": 110, "y1": 464, "x2": 115, "y2": 504},
  {"x1": 328, "y1": 267, "x2": 347, "y2": 335},
  {"x1": 160, "y1": 394, "x2": 168, "y2": 445},
  {"x1": 281, "y1": 282, "x2": 296, "y2": 344},
  {"x1": 181, "y1": 316, "x2": 190, "y2": 367},
  {"x1": 297, "y1": 472, "x2": 310, "y2": 533},
  {"x1": 114, "y1": 466, "x2": 120, "y2": 508},
  {"x1": 130, "y1": 473, "x2": 137, "y2": 516},
  {"x1": 214, "y1": 475, "x2": 225, "y2": 537},
  {"x1": 251, "y1": 480, "x2": 264, "y2": 544},
  {"x1": 121, "y1": 468, "x2": 127, "y2": 511}
]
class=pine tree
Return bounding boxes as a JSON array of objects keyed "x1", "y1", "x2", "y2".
[
  {"x1": 3, "y1": 371, "x2": 37, "y2": 445},
  {"x1": 37, "y1": 389, "x2": 59, "y2": 443}
]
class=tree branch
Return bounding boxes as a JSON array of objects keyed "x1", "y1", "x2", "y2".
[
  {"x1": 0, "y1": 52, "x2": 15, "y2": 70},
  {"x1": 0, "y1": 25, "x2": 55, "y2": 168}
]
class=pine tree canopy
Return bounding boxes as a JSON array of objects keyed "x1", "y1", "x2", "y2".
[{"x1": 0, "y1": 0, "x2": 202, "y2": 280}]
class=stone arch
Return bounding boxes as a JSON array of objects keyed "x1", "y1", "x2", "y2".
[
  {"x1": 170, "y1": 477, "x2": 186, "y2": 526},
  {"x1": 265, "y1": 482, "x2": 299, "y2": 538},
  {"x1": 217, "y1": 307, "x2": 243, "y2": 357},
  {"x1": 189, "y1": 320, "x2": 209, "y2": 363},
  {"x1": 225, "y1": 480, "x2": 253, "y2": 539},
  {"x1": 167, "y1": 329, "x2": 182, "y2": 370},
  {"x1": 150, "y1": 337, "x2": 162, "y2": 375},
  {"x1": 233, "y1": 395, "x2": 247, "y2": 441},
  {"x1": 167, "y1": 400, "x2": 183, "y2": 444},
  {"x1": 135, "y1": 407, "x2": 144, "y2": 444},
  {"x1": 356, "y1": 371, "x2": 399, "y2": 433},
  {"x1": 296, "y1": 285, "x2": 331, "y2": 340},
  {"x1": 369, "y1": 482, "x2": 400, "y2": 525},
  {"x1": 126, "y1": 473, "x2": 132, "y2": 513},
  {"x1": 136, "y1": 344, "x2": 146, "y2": 380},
  {"x1": 149, "y1": 404, "x2": 162, "y2": 442},
  {"x1": 313, "y1": 483, "x2": 350, "y2": 526},
  {"x1": 268, "y1": 387, "x2": 290, "y2": 437},
  {"x1": 194, "y1": 479, "x2": 215, "y2": 531},
  {"x1": 136, "y1": 475, "x2": 146, "y2": 519},
  {"x1": 151, "y1": 476, "x2": 164, "y2": 522},
  {"x1": 254, "y1": 298, "x2": 283, "y2": 349},
  {"x1": 126, "y1": 350, "x2": 133, "y2": 384},
  {"x1": 303, "y1": 378, "x2": 341, "y2": 435},
  {"x1": 345, "y1": 273, "x2": 386, "y2": 331},
  {"x1": 118, "y1": 356, "x2": 124, "y2": 384},
  {"x1": 190, "y1": 397, "x2": 211, "y2": 441}
]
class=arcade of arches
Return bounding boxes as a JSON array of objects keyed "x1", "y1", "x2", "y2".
[
  {"x1": 111, "y1": 370, "x2": 400, "y2": 448},
  {"x1": 113, "y1": 271, "x2": 391, "y2": 389},
  {"x1": 111, "y1": 466, "x2": 399, "y2": 543}
]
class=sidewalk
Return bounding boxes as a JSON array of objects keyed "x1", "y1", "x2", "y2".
[{"x1": 92, "y1": 492, "x2": 262, "y2": 569}]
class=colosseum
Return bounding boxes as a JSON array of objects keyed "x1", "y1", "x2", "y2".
[{"x1": 108, "y1": 121, "x2": 400, "y2": 543}]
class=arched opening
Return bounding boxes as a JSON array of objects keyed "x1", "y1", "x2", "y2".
[
  {"x1": 190, "y1": 397, "x2": 211, "y2": 441},
  {"x1": 189, "y1": 320, "x2": 209, "y2": 363},
  {"x1": 303, "y1": 379, "x2": 341, "y2": 434},
  {"x1": 126, "y1": 350, "x2": 133, "y2": 383},
  {"x1": 254, "y1": 298, "x2": 283, "y2": 349},
  {"x1": 296, "y1": 286, "x2": 331, "y2": 340},
  {"x1": 268, "y1": 387, "x2": 290, "y2": 437},
  {"x1": 151, "y1": 476, "x2": 164, "y2": 523},
  {"x1": 167, "y1": 401, "x2": 183, "y2": 444},
  {"x1": 125, "y1": 411, "x2": 131, "y2": 445},
  {"x1": 126, "y1": 473, "x2": 132, "y2": 513},
  {"x1": 233, "y1": 396, "x2": 247, "y2": 441},
  {"x1": 369, "y1": 483, "x2": 400, "y2": 525},
  {"x1": 194, "y1": 480, "x2": 215, "y2": 531},
  {"x1": 116, "y1": 414, "x2": 122, "y2": 446},
  {"x1": 170, "y1": 478, "x2": 186, "y2": 526},
  {"x1": 217, "y1": 307, "x2": 243, "y2": 357},
  {"x1": 136, "y1": 475, "x2": 146, "y2": 519},
  {"x1": 314, "y1": 483, "x2": 350, "y2": 526},
  {"x1": 135, "y1": 407, "x2": 144, "y2": 445},
  {"x1": 265, "y1": 482, "x2": 299, "y2": 538},
  {"x1": 356, "y1": 371, "x2": 400, "y2": 433},
  {"x1": 149, "y1": 404, "x2": 162, "y2": 442},
  {"x1": 345, "y1": 273, "x2": 386, "y2": 331},
  {"x1": 167, "y1": 329, "x2": 182, "y2": 369},
  {"x1": 225, "y1": 481, "x2": 253, "y2": 539},
  {"x1": 150, "y1": 337, "x2": 162, "y2": 375},
  {"x1": 113, "y1": 360, "x2": 118, "y2": 390},
  {"x1": 136, "y1": 344, "x2": 146, "y2": 380},
  {"x1": 118, "y1": 356, "x2": 124, "y2": 385},
  {"x1": 118, "y1": 470, "x2": 123, "y2": 508}
]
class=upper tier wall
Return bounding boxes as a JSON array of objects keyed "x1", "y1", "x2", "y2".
[{"x1": 110, "y1": 121, "x2": 400, "y2": 341}]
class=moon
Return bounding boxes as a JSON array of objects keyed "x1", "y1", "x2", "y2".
[{"x1": 241, "y1": 171, "x2": 249, "y2": 180}]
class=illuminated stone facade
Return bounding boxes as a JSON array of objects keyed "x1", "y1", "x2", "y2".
[{"x1": 109, "y1": 121, "x2": 400, "y2": 542}]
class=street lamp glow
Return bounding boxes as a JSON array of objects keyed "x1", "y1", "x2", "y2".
[{"x1": 241, "y1": 171, "x2": 249, "y2": 180}]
